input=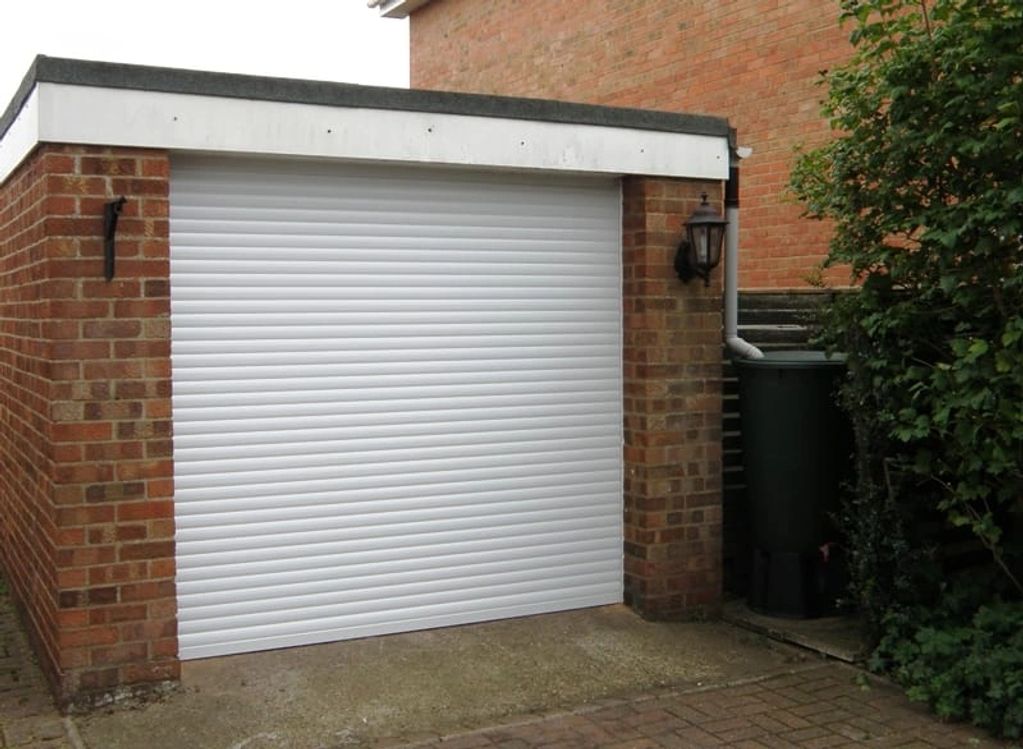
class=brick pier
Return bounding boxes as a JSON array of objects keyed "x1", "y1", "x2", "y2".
[{"x1": 0, "y1": 145, "x2": 178, "y2": 707}]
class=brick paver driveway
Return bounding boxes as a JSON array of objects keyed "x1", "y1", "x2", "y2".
[{"x1": 405, "y1": 663, "x2": 1014, "y2": 749}]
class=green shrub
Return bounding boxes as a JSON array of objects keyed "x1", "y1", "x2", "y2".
[
  {"x1": 873, "y1": 594, "x2": 1023, "y2": 739},
  {"x1": 790, "y1": 0, "x2": 1023, "y2": 738},
  {"x1": 791, "y1": 0, "x2": 1023, "y2": 605}
]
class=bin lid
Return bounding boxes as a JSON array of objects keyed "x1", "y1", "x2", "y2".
[{"x1": 734, "y1": 350, "x2": 847, "y2": 369}]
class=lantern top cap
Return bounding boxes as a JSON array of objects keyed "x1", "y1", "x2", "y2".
[{"x1": 687, "y1": 192, "x2": 726, "y2": 226}]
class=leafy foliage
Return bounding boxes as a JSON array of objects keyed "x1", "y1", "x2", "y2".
[
  {"x1": 790, "y1": 0, "x2": 1023, "y2": 737},
  {"x1": 791, "y1": 0, "x2": 1023, "y2": 598},
  {"x1": 873, "y1": 586, "x2": 1023, "y2": 739}
]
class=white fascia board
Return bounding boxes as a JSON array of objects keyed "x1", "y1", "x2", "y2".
[
  {"x1": 0, "y1": 87, "x2": 40, "y2": 184},
  {"x1": 6, "y1": 82, "x2": 728, "y2": 184},
  {"x1": 375, "y1": 0, "x2": 433, "y2": 18}
]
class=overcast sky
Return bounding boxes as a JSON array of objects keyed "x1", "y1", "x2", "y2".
[{"x1": 0, "y1": 1, "x2": 409, "y2": 111}]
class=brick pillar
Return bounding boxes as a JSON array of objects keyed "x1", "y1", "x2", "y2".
[
  {"x1": 1, "y1": 145, "x2": 178, "y2": 707},
  {"x1": 622, "y1": 177, "x2": 724, "y2": 619}
]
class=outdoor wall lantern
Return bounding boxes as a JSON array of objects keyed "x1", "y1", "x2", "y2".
[{"x1": 674, "y1": 192, "x2": 727, "y2": 286}]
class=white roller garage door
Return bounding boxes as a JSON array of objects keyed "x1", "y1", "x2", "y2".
[{"x1": 170, "y1": 155, "x2": 623, "y2": 660}]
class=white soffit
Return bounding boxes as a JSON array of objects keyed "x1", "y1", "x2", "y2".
[
  {"x1": 2, "y1": 81, "x2": 728, "y2": 185},
  {"x1": 372, "y1": 0, "x2": 434, "y2": 18}
]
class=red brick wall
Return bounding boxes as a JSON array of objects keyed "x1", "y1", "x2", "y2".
[
  {"x1": 0, "y1": 145, "x2": 61, "y2": 690},
  {"x1": 0, "y1": 144, "x2": 178, "y2": 707},
  {"x1": 622, "y1": 178, "x2": 723, "y2": 617},
  {"x1": 410, "y1": 0, "x2": 852, "y2": 289}
]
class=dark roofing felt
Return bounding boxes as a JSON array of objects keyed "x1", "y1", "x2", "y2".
[{"x1": 0, "y1": 55, "x2": 731, "y2": 144}]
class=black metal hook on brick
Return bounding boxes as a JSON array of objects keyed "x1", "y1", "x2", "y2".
[{"x1": 103, "y1": 196, "x2": 127, "y2": 281}]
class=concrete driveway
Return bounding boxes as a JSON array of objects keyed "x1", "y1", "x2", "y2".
[
  {"x1": 1, "y1": 592, "x2": 1012, "y2": 748},
  {"x1": 71, "y1": 606, "x2": 804, "y2": 748}
]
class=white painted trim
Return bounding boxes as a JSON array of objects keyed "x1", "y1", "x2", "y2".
[
  {"x1": 372, "y1": 0, "x2": 433, "y2": 18},
  {"x1": 2, "y1": 82, "x2": 728, "y2": 184},
  {"x1": 0, "y1": 88, "x2": 40, "y2": 184}
]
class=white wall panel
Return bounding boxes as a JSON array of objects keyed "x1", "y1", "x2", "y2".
[{"x1": 171, "y1": 155, "x2": 623, "y2": 659}]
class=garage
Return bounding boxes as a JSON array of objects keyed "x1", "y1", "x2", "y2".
[
  {"x1": 170, "y1": 156, "x2": 624, "y2": 659},
  {"x1": 0, "y1": 55, "x2": 730, "y2": 701}
]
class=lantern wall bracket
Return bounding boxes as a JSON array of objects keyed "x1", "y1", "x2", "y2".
[
  {"x1": 674, "y1": 241, "x2": 706, "y2": 285},
  {"x1": 103, "y1": 196, "x2": 127, "y2": 281}
]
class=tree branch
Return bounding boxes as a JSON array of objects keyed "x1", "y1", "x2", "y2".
[{"x1": 919, "y1": 0, "x2": 933, "y2": 40}]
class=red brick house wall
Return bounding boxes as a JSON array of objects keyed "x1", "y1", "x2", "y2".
[
  {"x1": 0, "y1": 144, "x2": 178, "y2": 707},
  {"x1": 409, "y1": 0, "x2": 852, "y2": 289}
]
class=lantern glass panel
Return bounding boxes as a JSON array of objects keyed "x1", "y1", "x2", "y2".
[
  {"x1": 695, "y1": 226, "x2": 710, "y2": 265},
  {"x1": 708, "y1": 224, "x2": 725, "y2": 267}
]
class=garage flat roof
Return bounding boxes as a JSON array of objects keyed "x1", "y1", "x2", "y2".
[
  {"x1": 0, "y1": 56, "x2": 731, "y2": 185},
  {"x1": 1, "y1": 56, "x2": 729, "y2": 142}
]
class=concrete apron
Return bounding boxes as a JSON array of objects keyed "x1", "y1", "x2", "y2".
[{"x1": 73, "y1": 606, "x2": 808, "y2": 749}]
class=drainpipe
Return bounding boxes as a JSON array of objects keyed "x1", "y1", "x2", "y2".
[{"x1": 724, "y1": 139, "x2": 764, "y2": 360}]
